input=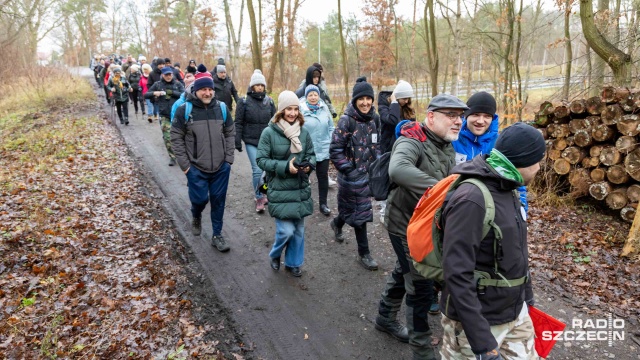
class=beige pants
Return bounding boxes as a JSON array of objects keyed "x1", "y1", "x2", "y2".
[{"x1": 440, "y1": 302, "x2": 539, "y2": 360}]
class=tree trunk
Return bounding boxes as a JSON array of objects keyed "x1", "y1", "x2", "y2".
[
  {"x1": 590, "y1": 144, "x2": 604, "y2": 157},
  {"x1": 591, "y1": 123, "x2": 615, "y2": 142},
  {"x1": 600, "y1": 146, "x2": 623, "y2": 166},
  {"x1": 601, "y1": 86, "x2": 630, "y2": 103},
  {"x1": 627, "y1": 184, "x2": 640, "y2": 203},
  {"x1": 554, "y1": 105, "x2": 570, "y2": 121},
  {"x1": 601, "y1": 104, "x2": 623, "y2": 125},
  {"x1": 246, "y1": 0, "x2": 262, "y2": 71},
  {"x1": 616, "y1": 135, "x2": 638, "y2": 153},
  {"x1": 624, "y1": 147, "x2": 640, "y2": 181},
  {"x1": 569, "y1": 168, "x2": 592, "y2": 196},
  {"x1": 606, "y1": 187, "x2": 628, "y2": 209},
  {"x1": 553, "y1": 138, "x2": 570, "y2": 151},
  {"x1": 553, "y1": 158, "x2": 572, "y2": 175},
  {"x1": 574, "y1": 129, "x2": 593, "y2": 147},
  {"x1": 562, "y1": 0, "x2": 572, "y2": 100},
  {"x1": 622, "y1": 204, "x2": 640, "y2": 256},
  {"x1": 562, "y1": 146, "x2": 587, "y2": 164},
  {"x1": 548, "y1": 124, "x2": 571, "y2": 138},
  {"x1": 582, "y1": 156, "x2": 600, "y2": 168},
  {"x1": 570, "y1": 99, "x2": 587, "y2": 115},
  {"x1": 548, "y1": 148, "x2": 562, "y2": 161},
  {"x1": 590, "y1": 167, "x2": 606, "y2": 182},
  {"x1": 620, "y1": 204, "x2": 636, "y2": 223},
  {"x1": 424, "y1": 0, "x2": 439, "y2": 95},
  {"x1": 617, "y1": 115, "x2": 640, "y2": 136},
  {"x1": 586, "y1": 96, "x2": 605, "y2": 115},
  {"x1": 337, "y1": 0, "x2": 350, "y2": 112},
  {"x1": 607, "y1": 164, "x2": 630, "y2": 184},
  {"x1": 266, "y1": 0, "x2": 285, "y2": 92},
  {"x1": 589, "y1": 181, "x2": 612, "y2": 200},
  {"x1": 579, "y1": 0, "x2": 632, "y2": 85},
  {"x1": 569, "y1": 118, "x2": 593, "y2": 133}
]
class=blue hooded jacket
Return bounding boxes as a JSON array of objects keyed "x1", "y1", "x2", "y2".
[
  {"x1": 452, "y1": 114, "x2": 499, "y2": 164},
  {"x1": 452, "y1": 114, "x2": 529, "y2": 213}
]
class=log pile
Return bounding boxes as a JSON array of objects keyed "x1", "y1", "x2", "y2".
[{"x1": 535, "y1": 86, "x2": 640, "y2": 223}]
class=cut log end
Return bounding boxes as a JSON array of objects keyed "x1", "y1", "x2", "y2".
[{"x1": 589, "y1": 181, "x2": 612, "y2": 201}]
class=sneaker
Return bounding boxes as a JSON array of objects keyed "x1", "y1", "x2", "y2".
[
  {"x1": 328, "y1": 178, "x2": 337, "y2": 187},
  {"x1": 211, "y1": 235, "x2": 230, "y2": 252},
  {"x1": 191, "y1": 216, "x2": 201, "y2": 236},
  {"x1": 330, "y1": 218, "x2": 344, "y2": 243},
  {"x1": 375, "y1": 316, "x2": 409, "y2": 343},
  {"x1": 168, "y1": 158, "x2": 176, "y2": 166},
  {"x1": 358, "y1": 254, "x2": 378, "y2": 270},
  {"x1": 255, "y1": 197, "x2": 266, "y2": 213},
  {"x1": 429, "y1": 302, "x2": 440, "y2": 315}
]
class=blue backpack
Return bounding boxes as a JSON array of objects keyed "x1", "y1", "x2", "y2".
[{"x1": 171, "y1": 94, "x2": 227, "y2": 124}]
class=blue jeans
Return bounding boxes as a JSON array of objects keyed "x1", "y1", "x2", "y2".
[
  {"x1": 186, "y1": 163, "x2": 231, "y2": 236},
  {"x1": 270, "y1": 218, "x2": 305, "y2": 267},
  {"x1": 145, "y1": 99, "x2": 155, "y2": 116},
  {"x1": 245, "y1": 144, "x2": 263, "y2": 199}
]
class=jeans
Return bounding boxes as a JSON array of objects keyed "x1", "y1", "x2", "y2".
[
  {"x1": 186, "y1": 163, "x2": 231, "y2": 236},
  {"x1": 145, "y1": 99, "x2": 154, "y2": 116},
  {"x1": 245, "y1": 144, "x2": 263, "y2": 199},
  {"x1": 270, "y1": 218, "x2": 305, "y2": 267},
  {"x1": 378, "y1": 232, "x2": 435, "y2": 359},
  {"x1": 315, "y1": 159, "x2": 329, "y2": 205}
]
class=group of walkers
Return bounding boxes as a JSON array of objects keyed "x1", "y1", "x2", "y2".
[{"x1": 93, "y1": 54, "x2": 544, "y2": 359}]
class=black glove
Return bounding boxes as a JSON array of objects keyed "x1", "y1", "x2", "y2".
[
  {"x1": 475, "y1": 348, "x2": 503, "y2": 360},
  {"x1": 236, "y1": 146, "x2": 242, "y2": 152},
  {"x1": 332, "y1": 113, "x2": 337, "y2": 118}
]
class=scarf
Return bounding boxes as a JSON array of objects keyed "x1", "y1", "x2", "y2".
[
  {"x1": 306, "y1": 101, "x2": 320, "y2": 112},
  {"x1": 112, "y1": 75, "x2": 123, "y2": 89},
  {"x1": 277, "y1": 119, "x2": 303, "y2": 154},
  {"x1": 486, "y1": 149, "x2": 524, "y2": 184}
]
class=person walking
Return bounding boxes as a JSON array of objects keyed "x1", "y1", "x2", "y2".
[
  {"x1": 127, "y1": 64, "x2": 143, "y2": 115},
  {"x1": 295, "y1": 63, "x2": 338, "y2": 118},
  {"x1": 171, "y1": 66, "x2": 235, "y2": 253},
  {"x1": 107, "y1": 67, "x2": 131, "y2": 125},
  {"x1": 329, "y1": 77, "x2": 381, "y2": 271},
  {"x1": 299, "y1": 84, "x2": 334, "y2": 216},
  {"x1": 376, "y1": 94, "x2": 469, "y2": 360},
  {"x1": 213, "y1": 64, "x2": 240, "y2": 114},
  {"x1": 440, "y1": 123, "x2": 544, "y2": 360},
  {"x1": 186, "y1": 59, "x2": 197, "y2": 75},
  {"x1": 145, "y1": 66, "x2": 185, "y2": 166},
  {"x1": 140, "y1": 63, "x2": 155, "y2": 123},
  {"x1": 379, "y1": 80, "x2": 416, "y2": 154},
  {"x1": 257, "y1": 90, "x2": 316, "y2": 277},
  {"x1": 234, "y1": 70, "x2": 276, "y2": 213}
]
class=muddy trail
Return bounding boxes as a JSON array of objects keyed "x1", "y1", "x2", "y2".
[{"x1": 80, "y1": 69, "x2": 639, "y2": 360}]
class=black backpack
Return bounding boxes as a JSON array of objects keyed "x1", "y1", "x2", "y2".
[{"x1": 368, "y1": 149, "x2": 422, "y2": 201}]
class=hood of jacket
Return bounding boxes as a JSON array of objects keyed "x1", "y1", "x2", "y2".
[
  {"x1": 451, "y1": 155, "x2": 522, "y2": 191},
  {"x1": 304, "y1": 65, "x2": 320, "y2": 87},
  {"x1": 344, "y1": 102, "x2": 376, "y2": 123}
]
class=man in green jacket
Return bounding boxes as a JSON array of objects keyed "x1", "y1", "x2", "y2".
[{"x1": 375, "y1": 94, "x2": 469, "y2": 360}]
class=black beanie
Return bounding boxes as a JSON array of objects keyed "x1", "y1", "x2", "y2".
[
  {"x1": 495, "y1": 122, "x2": 546, "y2": 168},
  {"x1": 351, "y1": 76, "x2": 374, "y2": 105},
  {"x1": 464, "y1": 91, "x2": 497, "y2": 118}
]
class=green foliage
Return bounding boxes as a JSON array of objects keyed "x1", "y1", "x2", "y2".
[
  {"x1": 20, "y1": 294, "x2": 37, "y2": 308},
  {"x1": 167, "y1": 344, "x2": 186, "y2": 360}
]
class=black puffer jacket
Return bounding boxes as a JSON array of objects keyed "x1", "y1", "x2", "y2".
[
  {"x1": 144, "y1": 79, "x2": 184, "y2": 118},
  {"x1": 294, "y1": 66, "x2": 333, "y2": 106},
  {"x1": 440, "y1": 155, "x2": 533, "y2": 354},
  {"x1": 128, "y1": 72, "x2": 141, "y2": 91},
  {"x1": 171, "y1": 96, "x2": 235, "y2": 173},
  {"x1": 235, "y1": 89, "x2": 276, "y2": 149},
  {"x1": 212, "y1": 75, "x2": 240, "y2": 111},
  {"x1": 377, "y1": 91, "x2": 415, "y2": 153},
  {"x1": 148, "y1": 67, "x2": 163, "y2": 90}
]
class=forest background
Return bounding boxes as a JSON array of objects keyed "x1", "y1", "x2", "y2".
[{"x1": 1, "y1": 0, "x2": 639, "y2": 121}]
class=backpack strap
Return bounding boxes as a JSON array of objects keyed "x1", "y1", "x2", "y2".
[
  {"x1": 220, "y1": 101, "x2": 227, "y2": 123},
  {"x1": 184, "y1": 101, "x2": 193, "y2": 123}
]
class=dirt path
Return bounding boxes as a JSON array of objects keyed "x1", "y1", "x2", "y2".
[{"x1": 81, "y1": 69, "x2": 639, "y2": 360}]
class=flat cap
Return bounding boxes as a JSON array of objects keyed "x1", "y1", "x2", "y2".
[{"x1": 427, "y1": 94, "x2": 469, "y2": 112}]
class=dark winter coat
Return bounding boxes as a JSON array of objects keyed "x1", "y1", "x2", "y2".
[
  {"x1": 384, "y1": 125, "x2": 456, "y2": 237},
  {"x1": 330, "y1": 103, "x2": 381, "y2": 227},
  {"x1": 440, "y1": 155, "x2": 533, "y2": 354},
  {"x1": 256, "y1": 121, "x2": 316, "y2": 220},
  {"x1": 147, "y1": 67, "x2": 163, "y2": 90},
  {"x1": 107, "y1": 76, "x2": 131, "y2": 103},
  {"x1": 294, "y1": 66, "x2": 335, "y2": 114},
  {"x1": 235, "y1": 90, "x2": 276, "y2": 149},
  {"x1": 170, "y1": 96, "x2": 235, "y2": 173},
  {"x1": 144, "y1": 79, "x2": 184, "y2": 118},
  {"x1": 377, "y1": 91, "x2": 416, "y2": 154},
  {"x1": 128, "y1": 71, "x2": 141, "y2": 91},
  {"x1": 212, "y1": 74, "x2": 240, "y2": 111}
]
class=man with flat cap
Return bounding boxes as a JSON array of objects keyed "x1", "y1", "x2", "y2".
[
  {"x1": 376, "y1": 94, "x2": 469, "y2": 360},
  {"x1": 440, "y1": 122, "x2": 545, "y2": 360}
]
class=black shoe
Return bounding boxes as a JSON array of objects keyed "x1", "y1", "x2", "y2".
[
  {"x1": 331, "y1": 218, "x2": 344, "y2": 243},
  {"x1": 124, "y1": 117, "x2": 129, "y2": 125},
  {"x1": 320, "y1": 204, "x2": 331, "y2": 216},
  {"x1": 191, "y1": 216, "x2": 201, "y2": 236},
  {"x1": 375, "y1": 316, "x2": 409, "y2": 343},
  {"x1": 120, "y1": 119, "x2": 124, "y2": 124},
  {"x1": 285, "y1": 266, "x2": 302, "y2": 277},
  {"x1": 211, "y1": 235, "x2": 230, "y2": 252},
  {"x1": 358, "y1": 254, "x2": 379, "y2": 270},
  {"x1": 270, "y1": 257, "x2": 280, "y2": 271},
  {"x1": 168, "y1": 158, "x2": 176, "y2": 166}
]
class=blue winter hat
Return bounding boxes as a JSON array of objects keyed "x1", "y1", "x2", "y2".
[
  {"x1": 192, "y1": 64, "x2": 214, "y2": 92},
  {"x1": 161, "y1": 67, "x2": 173, "y2": 75},
  {"x1": 305, "y1": 84, "x2": 320, "y2": 98}
]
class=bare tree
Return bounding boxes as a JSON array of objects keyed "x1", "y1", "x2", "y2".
[
  {"x1": 562, "y1": 0, "x2": 574, "y2": 100},
  {"x1": 338, "y1": 0, "x2": 350, "y2": 107},
  {"x1": 247, "y1": 0, "x2": 262, "y2": 70},
  {"x1": 424, "y1": 0, "x2": 439, "y2": 96},
  {"x1": 223, "y1": 0, "x2": 245, "y2": 79},
  {"x1": 266, "y1": 0, "x2": 285, "y2": 92}
]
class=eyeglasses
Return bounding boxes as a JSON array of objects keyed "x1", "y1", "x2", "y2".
[{"x1": 433, "y1": 110, "x2": 463, "y2": 120}]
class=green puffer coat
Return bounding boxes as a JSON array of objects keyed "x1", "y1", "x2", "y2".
[{"x1": 257, "y1": 121, "x2": 316, "y2": 220}]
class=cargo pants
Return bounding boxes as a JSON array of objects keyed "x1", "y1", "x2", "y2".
[{"x1": 160, "y1": 117, "x2": 176, "y2": 160}]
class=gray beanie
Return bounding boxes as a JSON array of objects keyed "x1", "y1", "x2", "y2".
[
  {"x1": 393, "y1": 80, "x2": 414, "y2": 99},
  {"x1": 249, "y1": 69, "x2": 266, "y2": 87},
  {"x1": 216, "y1": 65, "x2": 226, "y2": 73},
  {"x1": 277, "y1": 90, "x2": 299, "y2": 112}
]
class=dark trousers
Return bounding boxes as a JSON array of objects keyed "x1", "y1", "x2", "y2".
[
  {"x1": 378, "y1": 232, "x2": 435, "y2": 359},
  {"x1": 129, "y1": 89, "x2": 143, "y2": 112},
  {"x1": 103, "y1": 85, "x2": 111, "y2": 103},
  {"x1": 115, "y1": 101, "x2": 128, "y2": 122},
  {"x1": 315, "y1": 159, "x2": 330, "y2": 206},
  {"x1": 186, "y1": 163, "x2": 231, "y2": 236},
  {"x1": 334, "y1": 215, "x2": 369, "y2": 256}
]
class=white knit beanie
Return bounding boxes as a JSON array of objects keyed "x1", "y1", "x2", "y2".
[
  {"x1": 392, "y1": 80, "x2": 414, "y2": 99},
  {"x1": 130, "y1": 64, "x2": 140, "y2": 73},
  {"x1": 249, "y1": 69, "x2": 266, "y2": 87},
  {"x1": 277, "y1": 90, "x2": 300, "y2": 112}
]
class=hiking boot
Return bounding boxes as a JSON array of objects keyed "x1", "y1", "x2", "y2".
[
  {"x1": 358, "y1": 254, "x2": 379, "y2": 270},
  {"x1": 285, "y1": 266, "x2": 302, "y2": 277},
  {"x1": 147, "y1": 117, "x2": 153, "y2": 123},
  {"x1": 270, "y1": 257, "x2": 280, "y2": 271},
  {"x1": 331, "y1": 218, "x2": 344, "y2": 243},
  {"x1": 375, "y1": 316, "x2": 409, "y2": 343},
  {"x1": 319, "y1": 204, "x2": 331, "y2": 216},
  {"x1": 168, "y1": 158, "x2": 176, "y2": 166},
  {"x1": 255, "y1": 197, "x2": 266, "y2": 213},
  {"x1": 211, "y1": 235, "x2": 230, "y2": 252},
  {"x1": 191, "y1": 216, "x2": 201, "y2": 236}
]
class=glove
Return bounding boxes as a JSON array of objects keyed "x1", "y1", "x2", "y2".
[
  {"x1": 165, "y1": 89, "x2": 173, "y2": 96},
  {"x1": 475, "y1": 348, "x2": 503, "y2": 360},
  {"x1": 236, "y1": 146, "x2": 243, "y2": 152},
  {"x1": 332, "y1": 113, "x2": 337, "y2": 118}
]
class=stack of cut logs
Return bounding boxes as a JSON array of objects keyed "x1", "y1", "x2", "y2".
[{"x1": 535, "y1": 86, "x2": 640, "y2": 223}]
